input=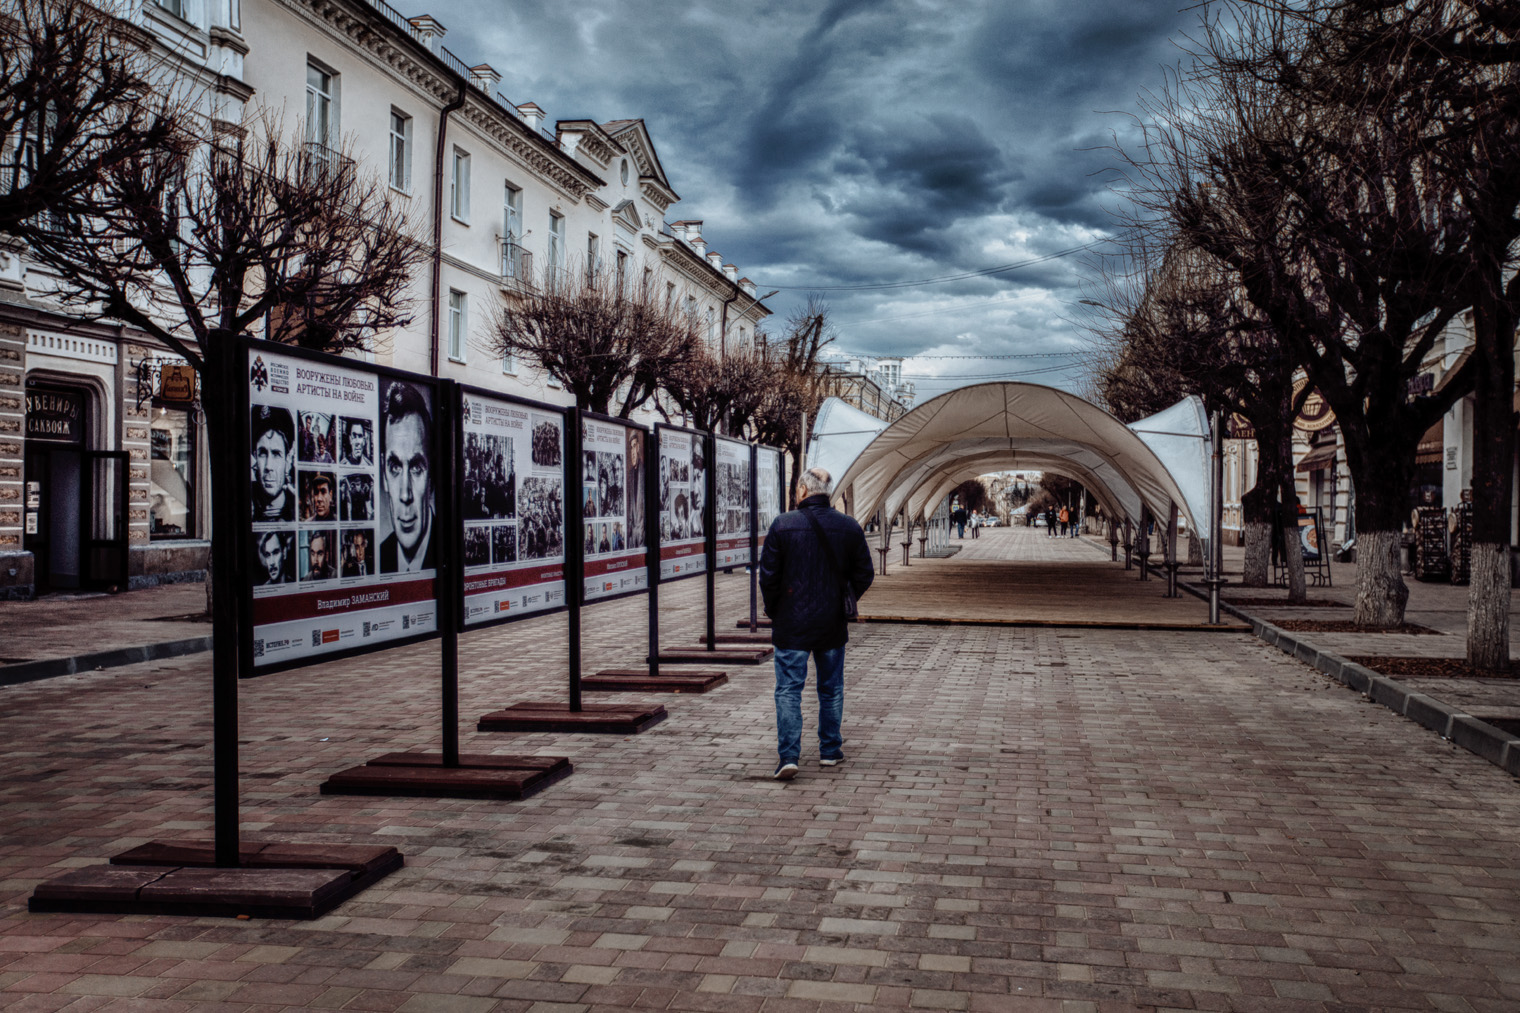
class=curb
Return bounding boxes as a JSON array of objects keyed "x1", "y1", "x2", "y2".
[
  {"x1": 0, "y1": 636, "x2": 214, "y2": 689},
  {"x1": 1178, "y1": 579, "x2": 1520, "y2": 779}
]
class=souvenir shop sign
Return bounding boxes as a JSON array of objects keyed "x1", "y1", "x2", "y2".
[
  {"x1": 713, "y1": 435, "x2": 753, "y2": 568},
  {"x1": 242, "y1": 342, "x2": 440, "y2": 671},
  {"x1": 581, "y1": 413, "x2": 649, "y2": 604},
  {"x1": 656, "y1": 425, "x2": 708, "y2": 582},
  {"x1": 25, "y1": 388, "x2": 83, "y2": 443},
  {"x1": 459, "y1": 388, "x2": 568, "y2": 628}
]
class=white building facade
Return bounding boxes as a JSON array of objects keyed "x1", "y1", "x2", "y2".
[{"x1": 0, "y1": 0, "x2": 769, "y2": 598}]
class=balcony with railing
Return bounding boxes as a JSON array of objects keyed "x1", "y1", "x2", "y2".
[
  {"x1": 302, "y1": 141, "x2": 354, "y2": 180},
  {"x1": 499, "y1": 239, "x2": 532, "y2": 291}
]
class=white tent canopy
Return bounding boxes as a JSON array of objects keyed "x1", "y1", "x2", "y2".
[{"x1": 821, "y1": 384, "x2": 1207, "y2": 540}]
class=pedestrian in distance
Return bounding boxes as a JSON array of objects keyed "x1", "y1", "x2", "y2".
[
  {"x1": 758, "y1": 467, "x2": 875, "y2": 781},
  {"x1": 969, "y1": 509, "x2": 981, "y2": 539},
  {"x1": 952, "y1": 504, "x2": 967, "y2": 538}
]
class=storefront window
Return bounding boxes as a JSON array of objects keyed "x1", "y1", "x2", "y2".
[{"x1": 150, "y1": 404, "x2": 196, "y2": 537}]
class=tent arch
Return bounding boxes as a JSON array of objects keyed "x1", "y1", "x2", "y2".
[{"x1": 830, "y1": 382, "x2": 1202, "y2": 537}]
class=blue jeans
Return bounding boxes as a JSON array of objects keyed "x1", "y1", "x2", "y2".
[{"x1": 773, "y1": 645, "x2": 845, "y2": 764}]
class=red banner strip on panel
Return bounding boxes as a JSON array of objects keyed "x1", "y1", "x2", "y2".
[
  {"x1": 660, "y1": 543, "x2": 704, "y2": 561},
  {"x1": 253, "y1": 577, "x2": 435, "y2": 625},
  {"x1": 585, "y1": 552, "x2": 645, "y2": 578},
  {"x1": 464, "y1": 566, "x2": 564, "y2": 594}
]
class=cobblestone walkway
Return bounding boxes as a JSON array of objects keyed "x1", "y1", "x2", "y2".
[{"x1": 4, "y1": 566, "x2": 1520, "y2": 1011}]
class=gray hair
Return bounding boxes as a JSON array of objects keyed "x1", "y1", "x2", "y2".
[{"x1": 798, "y1": 467, "x2": 832, "y2": 496}]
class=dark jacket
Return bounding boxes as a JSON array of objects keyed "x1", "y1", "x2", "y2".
[{"x1": 759, "y1": 495, "x2": 875, "y2": 651}]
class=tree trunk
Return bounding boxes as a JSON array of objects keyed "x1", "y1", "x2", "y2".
[
  {"x1": 1188, "y1": 532, "x2": 1203, "y2": 566},
  {"x1": 1240, "y1": 482, "x2": 1272, "y2": 587},
  {"x1": 1280, "y1": 476, "x2": 1306, "y2": 605},
  {"x1": 1469, "y1": 544, "x2": 1511, "y2": 672},
  {"x1": 1466, "y1": 276, "x2": 1514, "y2": 673},
  {"x1": 1354, "y1": 529, "x2": 1409, "y2": 626},
  {"x1": 1342, "y1": 416, "x2": 1416, "y2": 627}
]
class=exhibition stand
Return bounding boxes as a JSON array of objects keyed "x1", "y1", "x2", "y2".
[{"x1": 477, "y1": 409, "x2": 668, "y2": 730}]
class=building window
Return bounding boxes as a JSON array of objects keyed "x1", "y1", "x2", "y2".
[
  {"x1": 548, "y1": 211, "x2": 564, "y2": 278},
  {"x1": 586, "y1": 232, "x2": 599, "y2": 285},
  {"x1": 450, "y1": 147, "x2": 470, "y2": 222},
  {"x1": 150, "y1": 404, "x2": 195, "y2": 538},
  {"x1": 388, "y1": 109, "x2": 412, "y2": 192},
  {"x1": 502, "y1": 182, "x2": 522, "y2": 277},
  {"x1": 502, "y1": 351, "x2": 517, "y2": 375},
  {"x1": 305, "y1": 62, "x2": 337, "y2": 149},
  {"x1": 620, "y1": 159, "x2": 629, "y2": 186},
  {"x1": 448, "y1": 289, "x2": 467, "y2": 361},
  {"x1": 156, "y1": 0, "x2": 186, "y2": 19}
]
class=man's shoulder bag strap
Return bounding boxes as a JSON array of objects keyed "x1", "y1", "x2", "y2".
[{"x1": 802, "y1": 508, "x2": 857, "y2": 620}]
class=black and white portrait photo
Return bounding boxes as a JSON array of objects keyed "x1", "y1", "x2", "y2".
[
  {"x1": 463, "y1": 432, "x2": 515, "y2": 521},
  {"x1": 298, "y1": 411, "x2": 336, "y2": 464},
  {"x1": 518, "y1": 476, "x2": 563, "y2": 561},
  {"x1": 340, "y1": 473, "x2": 373, "y2": 522},
  {"x1": 340, "y1": 416, "x2": 373, "y2": 467},
  {"x1": 252, "y1": 529, "x2": 294, "y2": 585},
  {"x1": 531, "y1": 417, "x2": 561, "y2": 467},
  {"x1": 250, "y1": 405, "x2": 296, "y2": 523},
  {"x1": 378, "y1": 379, "x2": 435, "y2": 574}
]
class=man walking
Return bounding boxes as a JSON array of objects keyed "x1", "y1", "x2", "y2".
[{"x1": 758, "y1": 467, "x2": 875, "y2": 781}]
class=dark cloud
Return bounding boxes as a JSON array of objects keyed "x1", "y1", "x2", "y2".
[{"x1": 442, "y1": 0, "x2": 1196, "y2": 393}]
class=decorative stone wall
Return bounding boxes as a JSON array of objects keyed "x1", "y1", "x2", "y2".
[{"x1": 0, "y1": 321, "x2": 28, "y2": 596}]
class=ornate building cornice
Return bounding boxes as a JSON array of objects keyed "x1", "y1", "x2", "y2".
[
  {"x1": 457, "y1": 102, "x2": 594, "y2": 201},
  {"x1": 640, "y1": 181, "x2": 673, "y2": 213}
]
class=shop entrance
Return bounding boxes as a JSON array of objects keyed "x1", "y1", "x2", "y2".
[{"x1": 23, "y1": 385, "x2": 129, "y2": 593}]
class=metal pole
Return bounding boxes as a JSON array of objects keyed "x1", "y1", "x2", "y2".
[
  {"x1": 567, "y1": 408, "x2": 584, "y2": 710},
  {"x1": 1209, "y1": 409, "x2": 1225, "y2": 625},
  {"x1": 439, "y1": 381, "x2": 460, "y2": 766},
  {"x1": 646, "y1": 428, "x2": 661, "y2": 677},
  {"x1": 209, "y1": 334, "x2": 241, "y2": 867},
  {"x1": 704, "y1": 433, "x2": 716, "y2": 651},
  {"x1": 748, "y1": 446, "x2": 759, "y2": 632}
]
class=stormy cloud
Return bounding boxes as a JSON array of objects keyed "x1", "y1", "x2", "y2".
[{"x1": 439, "y1": 0, "x2": 1197, "y2": 397}]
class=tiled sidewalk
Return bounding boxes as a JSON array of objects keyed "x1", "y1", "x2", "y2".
[{"x1": 4, "y1": 565, "x2": 1520, "y2": 1011}]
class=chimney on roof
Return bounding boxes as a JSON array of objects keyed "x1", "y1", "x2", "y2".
[
  {"x1": 723, "y1": 263, "x2": 738, "y2": 281},
  {"x1": 408, "y1": 15, "x2": 445, "y2": 52},
  {"x1": 707, "y1": 252, "x2": 723, "y2": 270},
  {"x1": 739, "y1": 278, "x2": 755, "y2": 296},
  {"x1": 517, "y1": 102, "x2": 546, "y2": 133},
  {"x1": 469, "y1": 64, "x2": 501, "y2": 94},
  {"x1": 684, "y1": 222, "x2": 704, "y2": 256}
]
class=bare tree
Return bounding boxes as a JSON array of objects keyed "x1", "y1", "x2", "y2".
[
  {"x1": 25, "y1": 119, "x2": 426, "y2": 616},
  {"x1": 1271, "y1": 0, "x2": 1520, "y2": 671},
  {"x1": 26, "y1": 121, "x2": 423, "y2": 369},
  {"x1": 747, "y1": 300, "x2": 834, "y2": 502},
  {"x1": 1094, "y1": 237, "x2": 1310, "y2": 599},
  {"x1": 491, "y1": 265, "x2": 699, "y2": 418},
  {"x1": 0, "y1": 0, "x2": 179, "y2": 236},
  {"x1": 1119, "y1": 3, "x2": 1490, "y2": 630},
  {"x1": 662, "y1": 339, "x2": 773, "y2": 434}
]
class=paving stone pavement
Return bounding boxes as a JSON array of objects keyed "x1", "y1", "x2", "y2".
[{"x1": 4, "y1": 558, "x2": 1520, "y2": 1012}]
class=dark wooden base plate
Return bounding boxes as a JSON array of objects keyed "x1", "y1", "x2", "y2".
[
  {"x1": 586, "y1": 669, "x2": 728, "y2": 693},
  {"x1": 655, "y1": 647, "x2": 772, "y2": 665},
  {"x1": 701, "y1": 631, "x2": 773, "y2": 645},
  {"x1": 29, "y1": 841, "x2": 401, "y2": 920},
  {"x1": 735, "y1": 618, "x2": 773, "y2": 628},
  {"x1": 477, "y1": 701, "x2": 668, "y2": 734},
  {"x1": 320, "y1": 751, "x2": 573, "y2": 800}
]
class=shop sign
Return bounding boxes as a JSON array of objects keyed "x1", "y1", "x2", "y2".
[
  {"x1": 25, "y1": 388, "x2": 83, "y2": 443},
  {"x1": 1293, "y1": 379, "x2": 1335, "y2": 434},
  {"x1": 158, "y1": 363, "x2": 197, "y2": 403}
]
